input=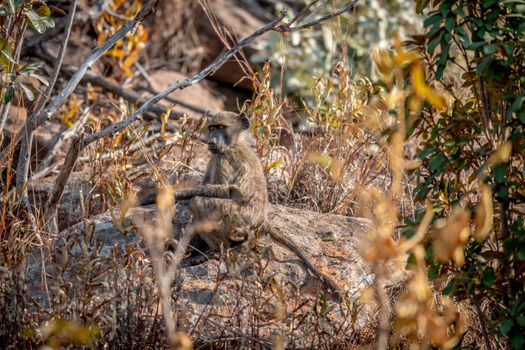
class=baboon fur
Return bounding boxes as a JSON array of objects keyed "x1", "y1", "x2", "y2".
[{"x1": 176, "y1": 111, "x2": 342, "y2": 298}]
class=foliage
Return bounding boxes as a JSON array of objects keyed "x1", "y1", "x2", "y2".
[
  {"x1": 95, "y1": 0, "x2": 148, "y2": 78},
  {"x1": 253, "y1": 0, "x2": 421, "y2": 96},
  {"x1": 404, "y1": 0, "x2": 525, "y2": 348},
  {"x1": 245, "y1": 61, "x2": 387, "y2": 216},
  {"x1": 0, "y1": 0, "x2": 53, "y2": 106}
]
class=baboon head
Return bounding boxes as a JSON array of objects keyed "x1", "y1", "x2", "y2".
[{"x1": 206, "y1": 111, "x2": 250, "y2": 154}]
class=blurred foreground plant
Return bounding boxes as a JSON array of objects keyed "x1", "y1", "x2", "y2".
[{"x1": 358, "y1": 34, "x2": 466, "y2": 349}]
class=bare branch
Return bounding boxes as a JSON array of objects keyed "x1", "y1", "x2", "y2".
[
  {"x1": 58, "y1": 63, "x2": 184, "y2": 119},
  {"x1": 80, "y1": 13, "x2": 286, "y2": 147},
  {"x1": 15, "y1": 0, "x2": 78, "y2": 200},
  {"x1": 38, "y1": 105, "x2": 91, "y2": 171},
  {"x1": 45, "y1": 134, "x2": 82, "y2": 219},
  {"x1": 275, "y1": 0, "x2": 357, "y2": 32}
]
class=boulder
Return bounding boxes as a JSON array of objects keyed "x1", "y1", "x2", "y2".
[{"x1": 148, "y1": 70, "x2": 226, "y2": 116}]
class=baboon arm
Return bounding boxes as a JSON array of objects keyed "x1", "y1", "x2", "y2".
[{"x1": 175, "y1": 184, "x2": 243, "y2": 201}]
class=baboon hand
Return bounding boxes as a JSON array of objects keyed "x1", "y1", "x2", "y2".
[{"x1": 229, "y1": 185, "x2": 245, "y2": 203}]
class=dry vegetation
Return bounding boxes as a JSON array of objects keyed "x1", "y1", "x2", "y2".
[{"x1": 1, "y1": 0, "x2": 523, "y2": 349}]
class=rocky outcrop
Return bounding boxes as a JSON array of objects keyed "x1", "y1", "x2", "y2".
[{"x1": 25, "y1": 201, "x2": 407, "y2": 346}]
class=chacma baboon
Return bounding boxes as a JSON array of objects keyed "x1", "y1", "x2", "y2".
[{"x1": 175, "y1": 111, "x2": 342, "y2": 298}]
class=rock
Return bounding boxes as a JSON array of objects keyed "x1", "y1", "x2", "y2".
[
  {"x1": 194, "y1": 0, "x2": 267, "y2": 90},
  {"x1": 29, "y1": 171, "x2": 94, "y2": 230},
  {"x1": 148, "y1": 70, "x2": 226, "y2": 116},
  {"x1": 25, "y1": 202, "x2": 408, "y2": 346}
]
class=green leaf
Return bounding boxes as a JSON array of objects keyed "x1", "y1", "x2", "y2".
[
  {"x1": 483, "y1": 44, "x2": 498, "y2": 55},
  {"x1": 482, "y1": 268, "x2": 496, "y2": 288},
  {"x1": 30, "y1": 73, "x2": 49, "y2": 86},
  {"x1": 439, "y1": 0, "x2": 454, "y2": 15},
  {"x1": 424, "y1": 12, "x2": 443, "y2": 28},
  {"x1": 416, "y1": 0, "x2": 431, "y2": 14},
  {"x1": 24, "y1": 8, "x2": 55, "y2": 34},
  {"x1": 3, "y1": 85, "x2": 14, "y2": 104},
  {"x1": 35, "y1": 3, "x2": 51, "y2": 17},
  {"x1": 518, "y1": 246, "x2": 525, "y2": 260},
  {"x1": 483, "y1": 0, "x2": 499, "y2": 8},
  {"x1": 1, "y1": 48, "x2": 15, "y2": 64},
  {"x1": 453, "y1": 6, "x2": 466, "y2": 18},
  {"x1": 417, "y1": 146, "x2": 437, "y2": 160},
  {"x1": 493, "y1": 163, "x2": 507, "y2": 182},
  {"x1": 445, "y1": 16, "x2": 456, "y2": 31},
  {"x1": 428, "y1": 34, "x2": 442, "y2": 55},
  {"x1": 500, "y1": 319, "x2": 513, "y2": 334},
  {"x1": 512, "y1": 334, "x2": 524, "y2": 349},
  {"x1": 467, "y1": 41, "x2": 487, "y2": 50},
  {"x1": 477, "y1": 55, "x2": 493, "y2": 75},
  {"x1": 19, "y1": 82, "x2": 34, "y2": 101},
  {"x1": 4, "y1": 0, "x2": 15, "y2": 14},
  {"x1": 429, "y1": 152, "x2": 446, "y2": 171},
  {"x1": 442, "y1": 279, "x2": 456, "y2": 295}
]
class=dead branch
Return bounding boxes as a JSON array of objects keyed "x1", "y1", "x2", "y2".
[
  {"x1": 38, "y1": 105, "x2": 92, "y2": 171},
  {"x1": 134, "y1": 83, "x2": 208, "y2": 115},
  {"x1": 15, "y1": 0, "x2": 78, "y2": 201},
  {"x1": 45, "y1": 133, "x2": 82, "y2": 232},
  {"x1": 46, "y1": 0, "x2": 359, "y2": 229},
  {"x1": 58, "y1": 63, "x2": 184, "y2": 119}
]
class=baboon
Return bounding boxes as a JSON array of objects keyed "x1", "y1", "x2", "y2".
[{"x1": 175, "y1": 111, "x2": 342, "y2": 298}]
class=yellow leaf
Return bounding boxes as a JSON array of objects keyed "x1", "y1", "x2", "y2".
[
  {"x1": 371, "y1": 48, "x2": 394, "y2": 82},
  {"x1": 265, "y1": 159, "x2": 281, "y2": 172},
  {"x1": 433, "y1": 206, "x2": 470, "y2": 266},
  {"x1": 307, "y1": 153, "x2": 344, "y2": 182},
  {"x1": 411, "y1": 61, "x2": 447, "y2": 111},
  {"x1": 474, "y1": 183, "x2": 493, "y2": 242},
  {"x1": 488, "y1": 142, "x2": 512, "y2": 166}
]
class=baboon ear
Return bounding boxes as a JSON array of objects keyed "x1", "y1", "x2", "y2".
[
  {"x1": 204, "y1": 111, "x2": 213, "y2": 121},
  {"x1": 238, "y1": 112, "x2": 250, "y2": 130}
]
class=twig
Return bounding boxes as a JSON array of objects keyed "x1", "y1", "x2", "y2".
[
  {"x1": 21, "y1": 0, "x2": 112, "y2": 55},
  {"x1": 135, "y1": 83, "x2": 208, "y2": 114},
  {"x1": 78, "y1": 14, "x2": 286, "y2": 148},
  {"x1": 202, "y1": 319, "x2": 273, "y2": 349},
  {"x1": 275, "y1": 0, "x2": 356, "y2": 32},
  {"x1": 141, "y1": 214, "x2": 196, "y2": 346},
  {"x1": 473, "y1": 296, "x2": 493, "y2": 350},
  {"x1": 0, "y1": 103, "x2": 10, "y2": 136},
  {"x1": 133, "y1": 61, "x2": 207, "y2": 114},
  {"x1": 15, "y1": 0, "x2": 78, "y2": 200},
  {"x1": 38, "y1": 104, "x2": 92, "y2": 171},
  {"x1": 373, "y1": 263, "x2": 390, "y2": 350}
]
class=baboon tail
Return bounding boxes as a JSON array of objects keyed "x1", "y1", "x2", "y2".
[{"x1": 261, "y1": 221, "x2": 343, "y2": 300}]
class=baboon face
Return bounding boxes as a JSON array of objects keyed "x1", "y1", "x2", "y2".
[{"x1": 206, "y1": 112, "x2": 250, "y2": 154}]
